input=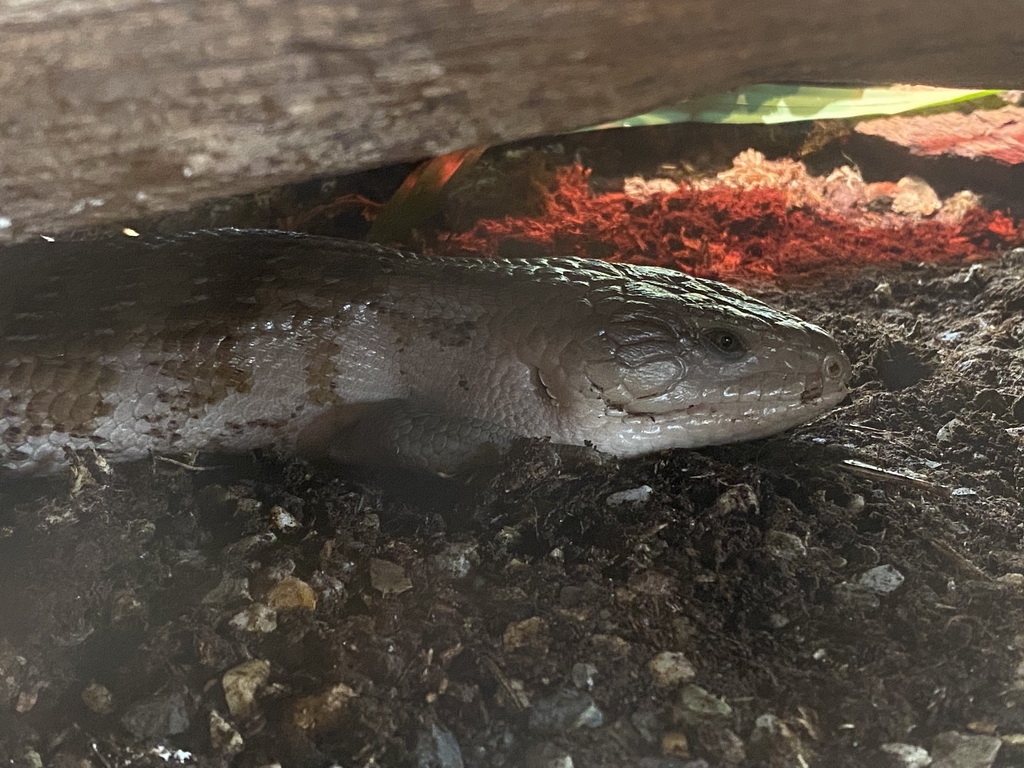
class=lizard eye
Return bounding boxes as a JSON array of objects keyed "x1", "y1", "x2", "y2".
[{"x1": 703, "y1": 327, "x2": 747, "y2": 360}]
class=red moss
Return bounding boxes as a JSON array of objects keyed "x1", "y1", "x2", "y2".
[{"x1": 430, "y1": 166, "x2": 1024, "y2": 281}]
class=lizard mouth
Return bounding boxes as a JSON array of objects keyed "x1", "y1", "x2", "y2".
[{"x1": 802, "y1": 351, "x2": 852, "y2": 404}]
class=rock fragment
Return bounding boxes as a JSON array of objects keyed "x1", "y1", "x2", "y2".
[
  {"x1": 369, "y1": 558, "x2": 413, "y2": 595},
  {"x1": 647, "y1": 652, "x2": 697, "y2": 688},
  {"x1": 222, "y1": 659, "x2": 271, "y2": 719},
  {"x1": 528, "y1": 690, "x2": 604, "y2": 733},
  {"x1": 121, "y1": 691, "x2": 191, "y2": 741}
]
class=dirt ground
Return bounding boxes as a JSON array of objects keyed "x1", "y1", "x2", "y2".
[{"x1": 3, "y1": 139, "x2": 1024, "y2": 768}]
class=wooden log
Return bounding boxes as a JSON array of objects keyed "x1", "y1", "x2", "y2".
[
  {"x1": 1, "y1": 0, "x2": 1022, "y2": 238},
  {"x1": 847, "y1": 106, "x2": 1024, "y2": 208}
]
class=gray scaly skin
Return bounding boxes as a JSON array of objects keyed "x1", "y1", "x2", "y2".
[{"x1": 0, "y1": 229, "x2": 850, "y2": 475}]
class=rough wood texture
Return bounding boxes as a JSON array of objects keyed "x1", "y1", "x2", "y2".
[
  {"x1": 1, "y1": 0, "x2": 1022, "y2": 238},
  {"x1": 847, "y1": 106, "x2": 1024, "y2": 207},
  {"x1": 857, "y1": 106, "x2": 1024, "y2": 165}
]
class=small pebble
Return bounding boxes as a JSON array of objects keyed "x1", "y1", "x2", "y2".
[
  {"x1": 209, "y1": 710, "x2": 244, "y2": 755},
  {"x1": 661, "y1": 731, "x2": 690, "y2": 758},
  {"x1": 936, "y1": 418, "x2": 966, "y2": 444},
  {"x1": 764, "y1": 530, "x2": 807, "y2": 560},
  {"x1": 880, "y1": 742, "x2": 932, "y2": 768},
  {"x1": 265, "y1": 576, "x2": 317, "y2": 611},
  {"x1": 858, "y1": 564, "x2": 905, "y2": 595},
  {"x1": 998, "y1": 573, "x2": 1024, "y2": 590},
  {"x1": 675, "y1": 684, "x2": 732, "y2": 725},
  {"x1": 229, "y1": 604, "x2": 278, "y2": 633},
  {"x1": 967, "y1": 721, "x2": 997, "y2": 736},
  {"x1": 369, "y1": 558, "x2": 413, "y2": 595},
  {"x1": 414, "y1": 723, "x2": 465, "y2": 768},
  {"x1": 606, "y1": 485, "x2": 654, "y2": 506},
  {"x1": 121, "y1": 691, "x2": 191, "y2": 740},
  {"x1": 931, "y1": 731, "x2": 1001, "y2": 768},
  {"x1": 873, "y1": 281, "x2": 894, "y2": 306},
  {"x1": 222, "y1": 659, "x2": 271, "y2": 719},
  {"x1": 81, "y1": 682, "x2": 115, "y2": 715},
  {"x1": 271, "y1": 505, "x2": 301, "y2": 532},
  {"x1": 1000, "y1": 733, "x2": 1024, "y2": 756},
  {"x1": 647, "y1": 652, "x2": 696, "y2": 688},
  {"x1": 527, "y1": 690, "x2": 604, "y2": 733},
  {"x1": 713, "y1": 484, "x2": 759, "y2": 515}
]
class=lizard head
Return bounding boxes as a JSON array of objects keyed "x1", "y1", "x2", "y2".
[{"x1": 545, "y1": 264, "x2": 851, "y2": 455}]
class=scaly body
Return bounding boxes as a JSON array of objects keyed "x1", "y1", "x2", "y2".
[{"x1": 0, "y1": 229, "x2": 850, "y2": 475}]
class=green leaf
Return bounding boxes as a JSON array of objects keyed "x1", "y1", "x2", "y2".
[{"x1": 583, "y1": 84, "x2": 1001, "y2": 129}]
